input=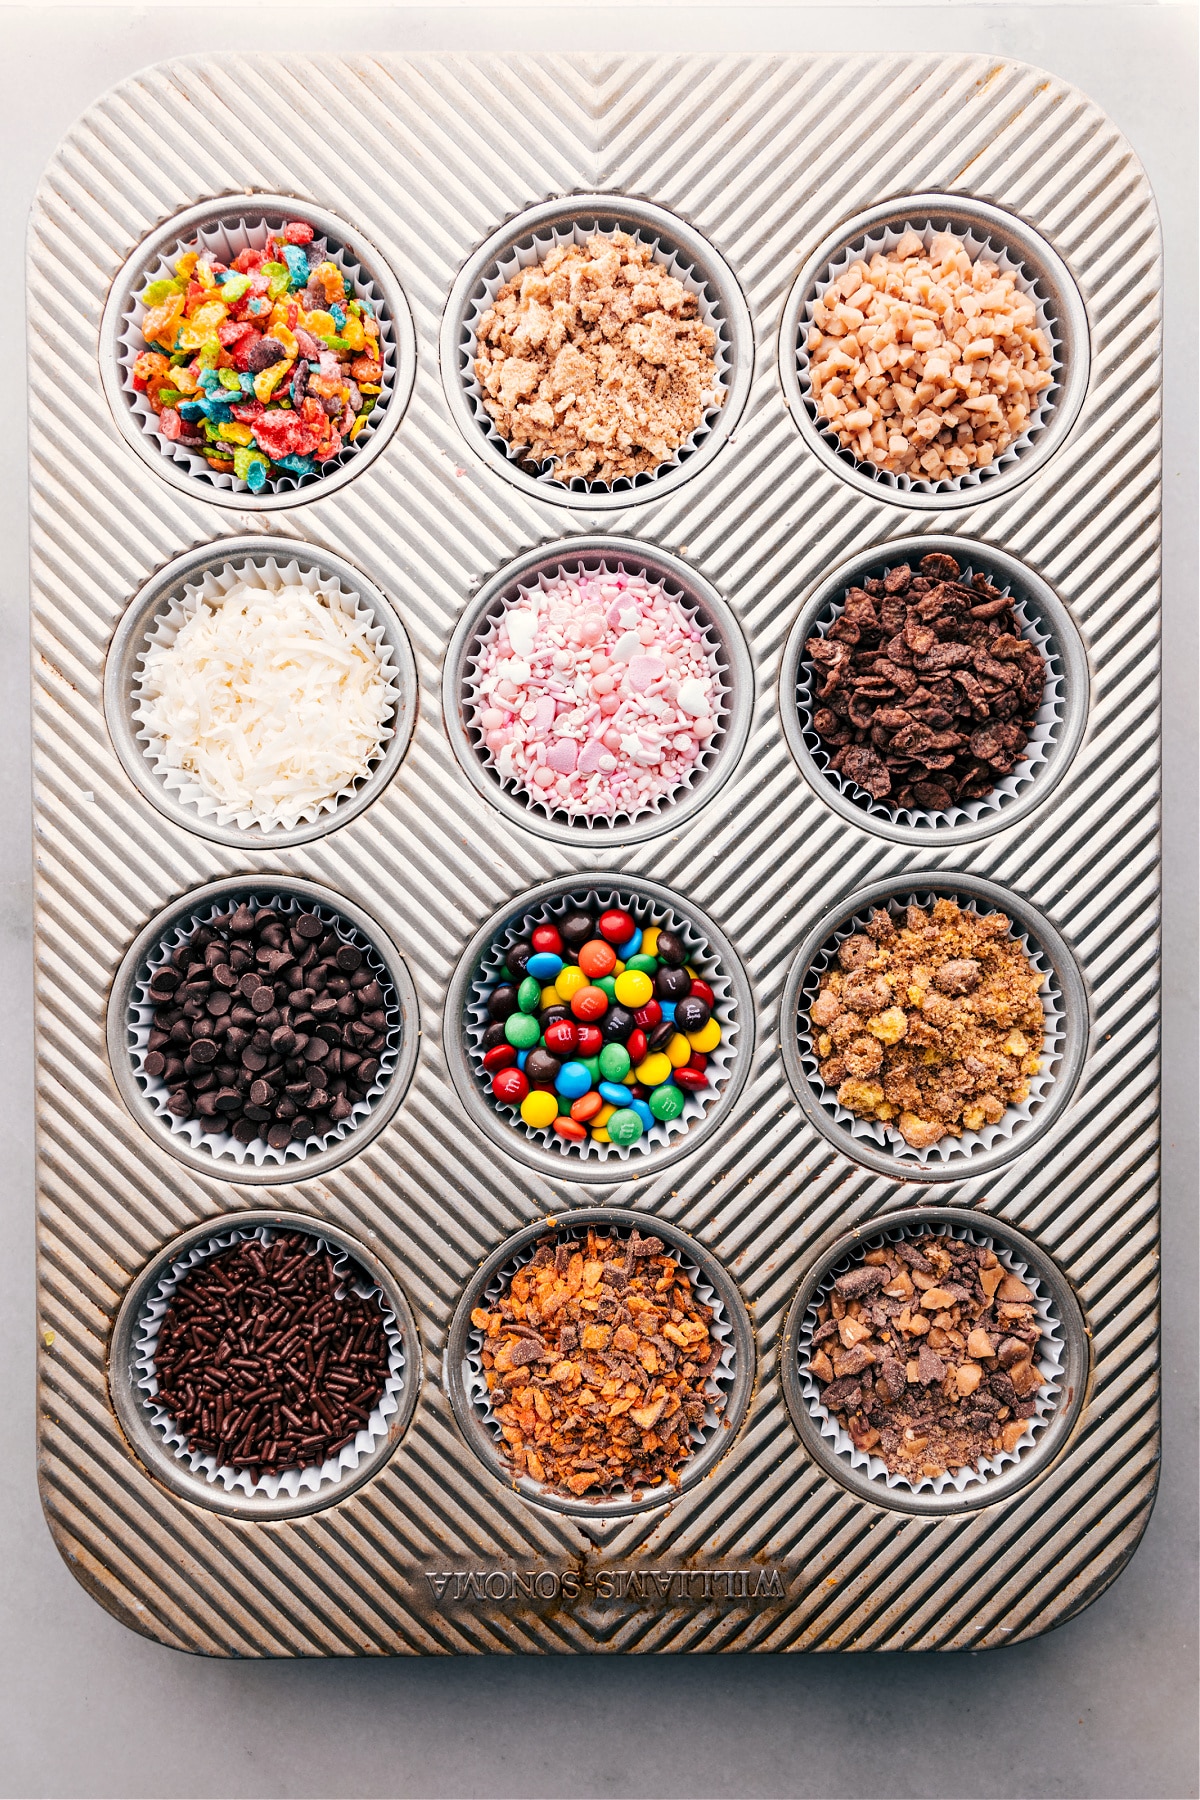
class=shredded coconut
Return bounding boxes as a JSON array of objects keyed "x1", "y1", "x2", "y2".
[{"x1": 139, "y1": 582, "x2": 392, "y2": 829}]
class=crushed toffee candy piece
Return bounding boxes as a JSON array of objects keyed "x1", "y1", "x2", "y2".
[
  {"x1": 804, "y1": 229, "x2": 1053, "y2": 483},
  {"x1": 807, "y1": 1232, "x2": 1048, "y2": 1482},
  {"x1": 477, "y1": 1228, "x2": 723, "y2": 1497}
]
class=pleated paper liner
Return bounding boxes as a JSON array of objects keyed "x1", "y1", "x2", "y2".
[
  {"x1": 127, "y1": 890, "x2": 402, "y2": 1171},
  {"x1": 459, "y1": 558, "x2": 731, "y2": 831},
  {"x1": 796, "y1": 560, "x2": 1063, "y2": 833},
  {"x1": 465, "y1": 1229, "x2": 737, "y2": 1507},
  {"x1": 114, "y1": 206, "x2": 398, "y2": 498},
  {"x1": 795, "y1": 215, "x2": 1059, "y2": 499},
  {"x1": 460, "y1": 218, "x2": 730, "y2": 497},
  {"x1": 798, "y1": 890, "x2": 1066, "y2": 1173},
  {"x1": 463, "y1": 882, "x2": 742, "y2": 1170}
]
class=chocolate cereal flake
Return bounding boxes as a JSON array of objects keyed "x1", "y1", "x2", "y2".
[
  {"x1": 804, "y1": 552, "x2": 1048, "y2": 813},
  {"x1": 808, "y1": 1233, "x2": 1047, "y2": 1481},
  {"x1": 476, "y1": 1229, "x2": 724, "y2": 1497}
]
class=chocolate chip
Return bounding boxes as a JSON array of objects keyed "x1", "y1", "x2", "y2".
[{"x1": 142, "y1": 902, "x2": 393, "y2": 1155}]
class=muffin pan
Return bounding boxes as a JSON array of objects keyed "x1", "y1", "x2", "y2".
[{"x1": 30, "y1": 53, "x2": 1160, "y2": 1656}]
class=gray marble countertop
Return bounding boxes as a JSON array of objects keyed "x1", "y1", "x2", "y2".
[{"x1": 3, "y1": 6, "x2": 1195, "y2": 1797}]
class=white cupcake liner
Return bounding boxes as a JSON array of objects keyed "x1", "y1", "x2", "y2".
[
  {"x1": 131, "y1": 554, "x2": 401, "y2": 835},
  {"x1": 117, "y1": 213, "x2": 396, "y2": 496},
  {"x1": 466, "y1": 1229, "x2": 737, "y2": 1498},
  {"x1": 798, "y1": 1220, "x2": 1064, "y2": 1498},
  {"x1": 462, "y1": 559, "x2": 730, "y2": 831},
  {"x1": 797, "y1": 219, "x2": 1061, "y2": 497},
  {"x1": 798, "y1": 561, "x2": 1063, "y2": 830},
  {"x1": 799, "y1": 891, "x2": 1065, "y2": 1169},
  {"x1": 129, "y1": 890, "x2": 401, "y2": 1169},
  {"x1": 466, "y1": 885, "x2": 739, "y2": 1167},
  {"x1": 135, "y1": 1221, "x2": 406, "y2": 1502},
  {"x1": 462, "y1": 220, "x2": 730, "y2": 495}
]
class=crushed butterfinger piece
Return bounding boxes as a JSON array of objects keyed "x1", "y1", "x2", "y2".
[{"x1": 476, "y1": 1228, "x2": 724, "y2": 1497}]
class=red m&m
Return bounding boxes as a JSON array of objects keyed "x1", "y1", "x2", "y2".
[
  {"x1": 598, "y1": 909, "x2": 635, "y2": 945},
  {"x1": 492, "y1": 1067, "x2": 529, "y2": 1103}
]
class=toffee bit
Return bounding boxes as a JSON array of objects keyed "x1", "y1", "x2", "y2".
[{"x1": 478, "y1": 1229, "x2": 723, "y2": 1497}]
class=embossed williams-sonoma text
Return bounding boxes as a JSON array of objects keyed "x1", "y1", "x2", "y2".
[{"x1": 425, "y1": 1568, "x2": 787, "y2": 1605}]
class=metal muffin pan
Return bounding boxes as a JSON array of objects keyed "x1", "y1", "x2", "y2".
[
  {"x1": 105, "y1": 537, "x2": 419, "y2": 849},
  {"x1": 779, "y1": 1206, "x2": 1089, "y2": 1516},
  {"x1": 107, "y1": 875, "x2": 420, "y2": 1184},
  {"x1": 442, "y1": 536, "x2": 753, "y2": 845},
  {"x1": 109, "y1": 1209, "x2": 422, "y2": 1521},
  {"x1": 439, "y1": 192, "x2": 754, "y2": 509},
  {"x1": 778, "y1": 533, "x2": 1090, "y2": 845},
  {"x1": 777, "y1": 191, "x2": 1091, "y2": 509},
  {"x1": 31, "y1": 52, "x2": 1159, "y2": 1656},
  {"x1": 99, "y1": 192, "x2": 417, "y2": 509},
  {"x1": 445, "y1": 1208, "x2": 755, "y2": 1521}
]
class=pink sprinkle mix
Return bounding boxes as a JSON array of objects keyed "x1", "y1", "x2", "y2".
[{"x1": 469, "y1": 568, "x2": 722, "y2": 819}]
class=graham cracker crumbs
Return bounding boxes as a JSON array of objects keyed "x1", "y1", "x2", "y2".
[
  {"x1": 808, "y1": 1233, "x2": 1047, "y2": 1481},
  {"x1": 475, "y1": 1228, "x2": 724, "y2": 1497},
  {"x1": 473, "y1": 233, "x2": 722, "y2": 485},
  {"x1": 809, "y1": 897, "x2": 1045, "y2": 1151}
]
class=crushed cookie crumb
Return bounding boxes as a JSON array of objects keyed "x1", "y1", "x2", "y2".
[{"x1": 474, "y1": 233, "x2": 722, "y2": 485}]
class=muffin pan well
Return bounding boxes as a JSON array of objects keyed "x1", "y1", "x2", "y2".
[
  {"x1": 98, "y1": 194, "x2": 417, "y2": 509},
  {"x1": 778, "y1": 535, "x2": 1089, "y2": 846},
  {"x1": 32, "y1": 53, "x2": 1159, "y2": 1657},
  {"x1": 105, "y1": 538, "x2": 418, "y2": 849},
  {"x1": 777, "y1": 192, "x2": 1090, "y2": 509},
  {"x1": 443, "y1": 537, "x2": 752, "y2": 845}
]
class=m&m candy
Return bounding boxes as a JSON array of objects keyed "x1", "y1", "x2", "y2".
[{"x1": 476, "y1": 902, "x2": 725, "y2": 1154}]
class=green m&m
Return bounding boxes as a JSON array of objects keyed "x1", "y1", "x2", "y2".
[{"x1": 606, "y1": 1107, "x2": 644, "y2": 1146}]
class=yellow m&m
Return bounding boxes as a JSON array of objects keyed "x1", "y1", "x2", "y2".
[
  {"x1": 634, "y1": 1053, "x2": 672, "y2": 1088},
  {"x1": 520, "y1": 1090, "x2": 559, "y2": 1130},
  {"x1": 686, "y1": 1018, "x2": 722, "y2": 1054},
  {"x1": 613, "y1": 968, "x2": 653, "y2": 1008},
  {"x1": 555, "y1": 964, "x2": 587, "y2": 1002}
]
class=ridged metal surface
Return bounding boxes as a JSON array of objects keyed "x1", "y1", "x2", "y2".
[{"x1": 28, "y1": 52, "x2": 1160, "y2": 1655}]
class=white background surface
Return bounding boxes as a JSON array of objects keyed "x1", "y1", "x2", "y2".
[{"x1": 3, "y1": 7, "x2": 1196, "y2": 1797}]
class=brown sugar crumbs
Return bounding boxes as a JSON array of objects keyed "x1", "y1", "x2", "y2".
[
  {"x1": 474, "y1": 1229, "x2": 723, "y2": 1497},
  {"x1": 808, "y1": 1233, "x2": 1048, "y2": 1480},
  {"x1": 473, "y1": 233, "x2": 723, "y2": 485},
  {"x1": 809, "y1": 897, "x2": 1045, "y2": 1152}
]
